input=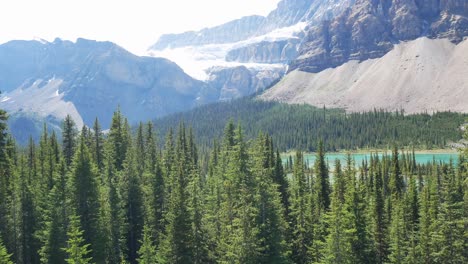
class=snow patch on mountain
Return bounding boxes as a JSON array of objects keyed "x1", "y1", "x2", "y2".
[
  {"x1": 0, "y1": 78, "x2": 84, "y2": 128},
  {"x1": 147, "y1": 22, "x2": 306, "y2": 80}
]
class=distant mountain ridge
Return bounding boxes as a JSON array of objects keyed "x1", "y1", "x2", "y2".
[{"x1": 0, "y1": 38, "x2": 213, "y2": 131}]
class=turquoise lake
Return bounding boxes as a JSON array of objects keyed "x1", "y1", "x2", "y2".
[{"x1": 283, "y1": 152, "x2": 460, "y2": 167}]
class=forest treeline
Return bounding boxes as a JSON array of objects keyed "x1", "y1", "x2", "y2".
[
  {"x1": 153, "y1": 98, "x2": 466, "y2": 151},
  {"x1": 0, "y1": 107, "x2": 466, "y2": 263}
]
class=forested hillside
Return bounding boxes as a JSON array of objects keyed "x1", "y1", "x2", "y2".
[
  {"x1": 153, "y1": 98, "x2": 466, "y2": 151},
  {"x1": 0, "y1": 107, "x2": 466, "y2": 263}
]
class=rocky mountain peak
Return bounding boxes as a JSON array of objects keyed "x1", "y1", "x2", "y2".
[{"x1": 289, "y1": 0, "x2": 468, "y2": 73}]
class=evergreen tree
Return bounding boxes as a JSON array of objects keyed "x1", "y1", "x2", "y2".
[
  {"x1": 64, "y1": 215, "x2": 93, "y2": 264},
  {"x1": 137, "y1": 225, "x2": 157, "y2": 264},
  {"x1": 39, "y1": 161, "x2": 68, "y2": 264},
  {"x1": 315, "y1": 140, "x2": 330, "y2": 211},
  {"x1": 0, "y1": 235, "x2": 13, "y2": 264},
  {"x1": 431, "y1": 164, "x2": 466, "y2": 263},
  {"x1": 345, "y1": 164, "x2": 373, "y2": 263},
  {"x1": 158, "y1": 125, "x2": 194, "y2": 264},
  {"x1": 102, "y1": 153, "x2": 122, "y2": 263},
  {"x1": 67, "y1": 128, "x2": 103, "y2": 262},
  {"x1": 62, "y1": 115, "x2": 77, "y2": 168},
  {"x1": 274, "y1": 150, "x2": 290, "y2": 219},
  {"x1": 16, "y1": 154, "x2": 41, "y2": 264},
  {"x1": 135, "y1": 122, "x2": 146, "y2": 177},
  {"x1": 0, "y1": 106, "x2": 12, "y2": 255},
  {"x1": 91, "y1": 118, "x2": 104, "y2": 172},
  {"x1": 289, "y1": 151, "x2": 312, "y2": 263},
  {"x1": 119, "y1": 145, "x2": 144, "y2": 264},
  {"x1": 190, "y1": 171, "x2": 211, "y2": 264},
  {"x1": 388, "y1": 202, "x2": 407, "y2": 264},
  {"x1": 253, "y1": 135, "x2": 289, "y2": 264},
  {"x1": 325, "y1": 160, "x2": 353, "y2": 264},
  {"x1": 389, "y1": 146, "x2": 404, "y2": 198},
  {"x1": 373, "y1": 166, "x2": 388, "y2": 263},
  {"x1": 107, "y1": 108, "x2": 128, "y2": 171}
]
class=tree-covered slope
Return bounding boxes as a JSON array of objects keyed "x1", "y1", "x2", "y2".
[{"x1": 153, "y1": 98, "x2": 466, "y2": 151}]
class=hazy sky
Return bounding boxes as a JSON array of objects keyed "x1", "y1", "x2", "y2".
[{"x1": 0, "y1": 0, "x2": 280, "y2": 54}]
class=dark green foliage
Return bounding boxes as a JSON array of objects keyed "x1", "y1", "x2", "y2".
[
  {"x1": 289, "y1": 151, "x2": 313, "y2": 263},
  {"x1": 67, "y1": 128, "x2": 103, "y2": 262},
  {"x1": 0, "y1": 235, "x2": 13, "y2": 264},
  {"x1": 315, "y1": 140, "x2": 330, "y2": 211},
  {"x1": 63, "y1": 215, "x2": 93, "y2": 264},
  {"x1": 119, "y1": 145, "x2": 144, "y2": 264},
  {"x1": 0, "y1": 106, "x2": 12, "y2": 258},
  {"x1": 38, "y1": 161, "x2": 68, "y2": 264},
  {"x1": 107, "y1": 108, "x2": 128, "y2": 171},
  {"x1": 158, "y1": 125, "x2": 194, "y2": 263},
  {"x1": 62, "y1": 115, "x2": 77, "y2": 168},
  {"x1": 0, "y1": 105, "x2": 466, "y2": 264},
  {"x1": 91, "y1": 118, "x2": 104, "y2": 172},
  {"x1": 153, "y1": 98, "x2": 466, "y2": 151},
  {"x1": 137, "y1": 225, "x2": 157, "y2": 264}
]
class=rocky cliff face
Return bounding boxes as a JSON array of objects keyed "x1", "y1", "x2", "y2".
[
  {"x1": 290, "y1": 0, "x2": 468, "y2": 72},
  {"x1": 226, "y1": 39, "x2": 300, "y2": 64},
  {"x1": 206, "y1": 66, "x2": 285, "y2": 100}
]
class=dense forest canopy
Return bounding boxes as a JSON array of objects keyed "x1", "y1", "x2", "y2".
[
  {"x1": 153, "y1": 98, "x2": 466, "y2": 151},
  {"x1": 0, "y1": 107, "x2": 466, "y2": 263}
]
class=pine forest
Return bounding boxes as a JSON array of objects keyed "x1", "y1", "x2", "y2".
[{"x1": 0, "y1": 107, "x2": 466, "y2": 264}]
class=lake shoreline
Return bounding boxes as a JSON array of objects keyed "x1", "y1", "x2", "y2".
[{"x1": 282, "y1": 148, "x2": 460, "y2": 156}]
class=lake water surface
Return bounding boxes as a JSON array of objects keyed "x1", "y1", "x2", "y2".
[{"x1": 283, "y1": 152, "x2": 460, "y2": 167}]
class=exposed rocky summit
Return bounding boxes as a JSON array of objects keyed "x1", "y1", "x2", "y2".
[
  {"x1": 290, "y1": 0, "x2": 468, "y2": 72},
  {"x1": 226, "y1": 39, "x2": 300, "y2": 64}
]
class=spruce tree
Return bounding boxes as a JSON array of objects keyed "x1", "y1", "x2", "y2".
[
  {"x1": 39, "y1": 161, "x2": 68, "y2": 264},
  {"x1": 190, "y1": 171, "x2": 211, "y2": 264},
  {"x1": 62, "y1": 115, "x2": 77, "y2": 168},
  {"x1": 135, "y1": 122, "x2": 146, "y2": 177},
  {"x1": 64, "y1": 215, "x2": 93, "y2": 264},
  {"x1": 119, "y1": 145, "x2": 144, "y2": 264},
  {"x1": 107, "y1": 108, "x2": 128, "y2": 171},
  {"x1": 325, "y1": 160, "x2": 353, "y2": 264},
  {"x1": 67, "y1": 128, "x2": 103, "y2": 262},
  {"x1": 289, "y1": 151, "x2": 312, "y2": 263},
  {"x1": 0, "y1": 235, "x2": 13, "y2": 264},
  {"x1": 0, "y1": 106, "x2": 12, "y2": 255},
  {"x1": 315, "y1": 140, "x2": 330, "y2": 211},
  {"x1": 388, "y1": 201, "x2": 407, "y2": 264},
  {"x1": 91, "y1": 118, "x2": 104, "y2": 172},
  {"x1": 102, "y1": 153, "x2": 122, "y2": 263},
  {"x1": 158, "y1": 125, "x2": 194, "y2": 263},
  {"x1": 431, "y1": 164, "x2": 466, "y2": 263},
  {"x1": 253, "y1": 135, "x2": 289, "y2": 264},
  {"x1": 16, "y1": 154, "x2": 41, "y2": 264},
  {"x1": 389, "y1": 146, "x2": 404, "y2": 198},
  {"x1": 274, "y1": 150, "x2": 290, "y2": 219},
  {"x1": 137, "y1": 225, "x2": 157, "y2": 264},
  {"x1": 373, "y1": 166, "x2": 388, "y2": 263}
]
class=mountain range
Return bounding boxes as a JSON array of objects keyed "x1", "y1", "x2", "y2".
[
  {"x1": 0, "y1": 38, "x2": 218, "y2": 141},
  {"x1": 1, "y1": 0, "x2": 468, "y2": 142},
  {"x1": 151, "y1": 0, "x2": 468, "y2": 112}
]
